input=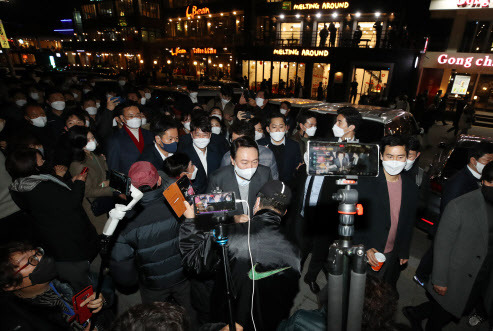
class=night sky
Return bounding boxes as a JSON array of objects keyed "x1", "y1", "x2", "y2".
[{"x1": 0, "y1": 0, "x2": 79, "y2": 36}]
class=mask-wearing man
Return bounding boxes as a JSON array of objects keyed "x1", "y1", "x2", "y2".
[
  {"x1": 106, "y1": 103, "x2": 154, "y2": 174},
  {"x1": 0, "y1": 243, "x2": 105, "y2": 330},
  {"x1": 206, "y1": 85, "x2": 234, "y2": 115},
  {"x1": 403, "y1": 135, "x2": 424, "y2": 187},
  {"x1": 257, "y1": 112, "x2": 301, "y2": 183},
  {"x1": 138, "y1": 117, "x2": 179, "y2": 172},
  {"x1": 331, "y1": 106, "x2": 362, "y2": 142},
  {"x1": 45, "y1": 91, "x2": 67, "y2": 137},
  {"x1": 207, "y1": 136, "x2": 272, "y2": 223},
  {"x1": 355, "y1": 134, "x2": 418, "y2": 290},
  {"x1": 163, "y1": 153, "x2": 198, "y2": 189},
  {"x1": 82, "y1": 97, "x2": 98, "y2": 118},
  {"x1": 292, "y1": 111, "x2": 317, "y2": 156}
]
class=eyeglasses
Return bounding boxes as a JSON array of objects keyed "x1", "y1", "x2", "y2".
[{"x1": 14, "y1": 248, "x2": 44, "y2": 275}]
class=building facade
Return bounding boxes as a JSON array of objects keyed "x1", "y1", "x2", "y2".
[{"x1": 417, "y1": 0, "x2": 493, "y2": 110}]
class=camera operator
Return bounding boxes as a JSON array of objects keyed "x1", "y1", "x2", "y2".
[{"x1": 179, "y1": 180, "x2": 301, "y2": 330}]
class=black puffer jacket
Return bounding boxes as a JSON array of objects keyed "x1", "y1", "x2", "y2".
[
  {"x1": 109, "y1": 187, "x2": 186, "y2": 290},
  {"x1": 180, "y1": 209, "x2": 301, "y2": 330}
]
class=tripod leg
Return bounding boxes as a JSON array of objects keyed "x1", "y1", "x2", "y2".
[
  {"x1": 222, "y1": 245, "x2": 236, "y2": 331},
  {"x1": 347, "y1": 247, "x2": 367, "y2": 331},
  {"x1": 327, "y1": 247, "x2": 344, "y2": 331}
]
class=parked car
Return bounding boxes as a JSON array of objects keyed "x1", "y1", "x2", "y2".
[
  {"x1": 308, "y1": 103, "x2": 422, "y2": 141},
  {"x1": 417, "y1": 134, "x2": 493, "y2": 233}
]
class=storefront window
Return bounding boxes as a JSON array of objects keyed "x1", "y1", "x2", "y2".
[
  {"x1": 82, "y1": 4, "x2": 97, "y2": 19},
  {"x1": 116, "y1": 0, "x2": 134, "y2": 16},
  {"x1": 357, "y1": 22, "x2": 377, "y2": 48},
  {"x1": 248, "y1": 61, "x2": 256, "y2": 90},
  {"x1": 352, "y1": 67, "x2": 389, "y2": 104},
  {"x1": 278, "y1": 22, "x2": 302, "y2": 46},
  {"x1": 141, "y1": 1, "x2": 160, "y2": 19},
  {"x1": 280, "y1": 62, "x2": 289, "y2": 92},
  {"x1": 98, "y1": 1, "x2": 114, "y2": 17},
  {"x1": 460, "y1": 21, "x2": 491, "y2": 53},
  {"x1": 242, "y1": 60, "x2": 249, "y2": 82},
  {"x1": 272, "y1": 61, "x2": 281, "y2": 93},
  {"x1": 315, "y1": 22, "x2": 340, "y2": 47},
  {"x1": 312, "y1": 63, "x2": 330, "y2": 98}
]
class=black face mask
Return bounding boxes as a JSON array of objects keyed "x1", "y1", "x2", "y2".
[
  {"x1": 482, "y1": 185, "x2": 493, "y2": 204},
  {"x1": 29, "y1": 256, "x2": 58, "y2": 285}
]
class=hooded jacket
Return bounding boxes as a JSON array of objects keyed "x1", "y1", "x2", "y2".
[{"x1": 180, "y1": 209, "x2": 301, "y2": 330}]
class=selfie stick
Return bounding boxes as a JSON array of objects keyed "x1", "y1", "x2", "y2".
[
  {"x1": 212, "y1": 215, "x2": 236, "y2": 331},
  {"x1": 90, "y1": 184, "x2": 143, "y2": 330},
  {"x1": 327, "y1": 177, "x2": 366, "y2": 331}
]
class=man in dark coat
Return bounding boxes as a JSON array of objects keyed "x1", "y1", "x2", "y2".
[
  {"x1": 404, "y1": 162, "x2": 493, "y2": 331},
  {"x1": 110, "y1": 161, "x2": 195, "y2": 322},
  {"x1": 180, "y1": 180, "x2": 300, "y2": 331},
  {"x1": 106, "y1": 103, "x2": 154, "y2": 174},
  {"x1": 319, "y1": 25, "x2": 329, "y2": 47},
  {"x1": 138, "y1": 117, "x2": 179, "y2": 171}
]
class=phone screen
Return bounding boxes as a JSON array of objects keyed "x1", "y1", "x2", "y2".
[
  {"x1": 109, "y1": 170, "x2": 131, "y2": 195},
  {"x1": 176, "y1": 176, "x2": 194, "y2": 204},
  {"x1": 307, "y1": 141, "x2": 380, "y2": 177},
  {"x1": 193, "y1": 192, "x2": 236, "y2": 215}
]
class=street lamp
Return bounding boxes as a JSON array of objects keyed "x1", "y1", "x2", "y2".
[
  {"x1": 375, "y1": 12, "x2": 381, "y2": 18},
  {"x1": 280, "y1": 14, "x2": 285, "y2": 19}
]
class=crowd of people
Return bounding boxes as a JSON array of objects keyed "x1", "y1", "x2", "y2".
[{"x1": 0, "y1": 69, "x2": 492, "y2": 331}]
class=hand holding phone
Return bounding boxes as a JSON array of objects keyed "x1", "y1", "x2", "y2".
[{"x1": 72, "y1": 286, "x2": 94, "y2": 325}]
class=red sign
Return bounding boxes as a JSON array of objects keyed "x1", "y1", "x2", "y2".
[
  {"x1": 437, "y1": 53, "x2": 493, "y2": 68},
  {"x1": 457, "y1": 0, "x2": 490, "y2": 7}
]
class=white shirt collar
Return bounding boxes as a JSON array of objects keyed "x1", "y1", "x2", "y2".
[
  {"x1": 467, "y1": 165, "x2": 481, "y2": 180},
  {"x1": 154, "y1": 143, "x2": 172, "y2": 161},
  {"x1": 270, "y1": 137, "x2": 286, "y2": 145},
  {"x1": 193, "y1": 144, "x2": 208, "y2": 174}
]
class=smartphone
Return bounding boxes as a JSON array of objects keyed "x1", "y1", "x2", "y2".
[
  {"x1": 72, "y1": 285, "x2": 93, "y2": 325},
  {"x1": 306, "y1": 141, "x2": 380, "y2": 177},
  {"x1": 177, "y1": 176, "x2": 195, "y2": 204},
  {"x1": 80, "y1": 167, "x2": 89, "y2": 175},
  {"x1": 163, "y1": 176, "x2": 194, "y2": 218},
  {"x1": 110, "y1": 96, "x2": 124, "y2": 104},
  {"x1": 109, "y1": 170, "x2": 131, "y2": 195},
  {"x1": 193, "y1": 192, "x2": 236, "y2": 215}
]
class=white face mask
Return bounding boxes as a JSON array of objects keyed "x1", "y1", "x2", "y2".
[
  {"x1": 90, "y1": 82, "x2": 96, "y2": 87},
  {"x1": 85, "y1": 140, "x2": 97, "y2": 152},
  {"x1": 189, "y1": 165, "x2": 198, "y2": 180},
  {"x1": 140, "y1": 98, "x2": 146, "y2": 105},
  {"x1": 255, "y1": 97, "x2": 264, "y2": 108},
  {"x1": 212, "y1": 114, "x2": 222, "y2": 121},
  {"x1": 0, "y1": 121, "x2": 5, "y2": 132},
  {"x1": 72, "y1": 93, "x2": 79, "y2": 99},
  {"x1": 141, "y1": 117, "x2": 147, "y2": 126},
  {"x1": 270, "y1": 131, "x2": 285, "y2": 142},
  {"x1": 15, "y1": 99, "x2": 27, "y2": 107},
  {"x1": 382, "y1": 160, "x2": 407, "y2": 176},
  {"x1": 145, "y1": 92, "x2": 151, "y2": 100},
  {"x1": 189, "y1": 92, "x2": 198, "y2": 102},
  {"x1": 404, "y1": 158, "x2": 416, "y2": 171},
  {"x1": 183, "y1": 122, "x2": 191, "y2": 131},
  {"x1": 280, "y1": 108, "x2": 288, "y2": 115},
  {"x1": 193, "y1": 137, "x2": 210, "y2": 149},
  {"x1": 118, "y1": 80, "x2": 126, "y2": 86},
  {"x1": 255, "y1": 131, "x2": 264, "y2": 141},
  {"x1": 85, "y1": 106, "x2": 98, "y2": 115},
  {"x1": 30, "y1": 92, "x2": 39, "y2": 100},
  {"x1": 85, "y1": 120, "x2": 90, "y2": 127},
  {"x1": 51, "y1": 101, "x2": 66, "y2": 111},
  {"x1": 332, "y1": 124, "x2": 345, "y2": 138},
  {"x1": 83, "y1": 89, "x2": 91, "y2": 94},
  {"x1": 126, "y1": 117, "x2": 142, "y2": 129},
  {"x1": 234, "y1": 164, "x2": 258, "y2": 181},
  {"x1": 96, "y1": 102, "x2": 101, "y2": 109},
  {"x1": 476, "y1": 161, "x2": 486, "y2": 175},
  {"x1": 305, "y1": 126, "x2": 317, "y2": 137},
  {"x1": 221, "y1": 98, "x2": 229, "y2": 107},
  {"x1": 31, "y1": 116, "x2": 47, "y2": 128},
  {"x1": 211, "y1": 126, "x2": 221, "y2": 135}
]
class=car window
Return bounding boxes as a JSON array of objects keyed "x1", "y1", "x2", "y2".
[{"x1": 385, "y1": 114, "x2": 419, "y2": 136}]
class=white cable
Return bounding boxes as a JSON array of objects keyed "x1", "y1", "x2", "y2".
[{"x1": 236, "y1": 199, "x2": 257, "y2": 331}]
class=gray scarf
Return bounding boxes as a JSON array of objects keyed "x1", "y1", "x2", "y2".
[{"x1": 10, "y1": 174, "x2": 71, "y2": 193}]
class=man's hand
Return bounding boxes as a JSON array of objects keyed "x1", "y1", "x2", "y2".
[
  {"x1": 54, "y1": 165, "x2": 68, "y2": 178},
  {"x1": 366, "y1": 248, "x2": 379, "y2": 267},
  {"x1": 234, "y1": 214, "x2": 249, "y2": 223},
  {"x1": 220, "y1": 323, "x2": 243, "y2": 331},
  {"x1": 183, "y1": 201, "x2": 195, "y2": 219},
  {"x1": 106, "y1": 96, "x2": 119, "y2": 111},
  {"x1": 433, "y1": 285, "x2": 447, "y2": 296},
  {"x1": 237, "y1": 111, "x2": 247, "y2": 121},
  {"x1": 400, "y1": 259, "x2": 409, "y2": 265},
  {"x1": 80, "y1": 293, "x2": 105, "y2": 314},
  {"x1": 72, "y1": 172, "x2": 88, "y2": 182}
]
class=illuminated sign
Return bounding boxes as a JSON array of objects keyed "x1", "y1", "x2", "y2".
[
  {"x1": 451, "y1": 74, "x2": 470, "y2": 94},
  {"x1": 457, "y1": 0, "x2": 490, "y2": 7},
  {"x1": 192, "y1": 48, "x2": 217, "y2": 54},
  {"x1": 171, "y1": 48, "x2": 187, "y2": 56},
  {"x1": 292, "y1": 1, "x2": 349, "y2": 10},
  {"x1": 0, "y1": 20, "x2": 10, "y2": 49},
  {"x1": 437, "y1": 53, "x2": 493, "y2": 68},
  {"x1": 273, "y1": 48, "x2": 329, "y2": 57},
  {"x1": 186, "y1": 6, "x2": 210, "y2": 19}
]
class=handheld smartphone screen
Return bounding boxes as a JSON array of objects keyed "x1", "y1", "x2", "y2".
[
  {"x1": 193, "y1": 192, "x2": 236, "y2": 215},
  {"x1": 109, "y1": 170, "x2": 131, "y2": 195},
  {"x1": 306, "y1": 141, "x2": 380, "y2": 177},
  {"x1": 72, "y1": 285, "x2": 93, "y2": 325},
  {"x1": 176, "y1": 176, "x2": 194, "y2": 204}
]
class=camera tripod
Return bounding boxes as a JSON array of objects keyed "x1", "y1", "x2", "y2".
[{"x1": 327, "y1": 177, "x2": 367, "y2": 331}]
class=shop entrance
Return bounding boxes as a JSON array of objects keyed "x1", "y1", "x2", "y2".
[
  {"x1": 311, "y1": 63, "x2": 330, "y2": 99},
  {"x1": 351, "y1": 67, "x2": 390, "y2": 104}
]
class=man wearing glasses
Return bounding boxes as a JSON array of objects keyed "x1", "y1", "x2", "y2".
[
  {"x1": 0, "y1": 242, "x2": 106, "y2": 330},
  {"x1": 106, "y1": 103, "x2": 154, "y2": 174}
]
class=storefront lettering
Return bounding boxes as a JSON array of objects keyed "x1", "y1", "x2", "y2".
[
  {"x1": 186, "y1": 6, "x2": 210, "y2": 19},
  {"x1": 171, "y1": 48, "x2": 187, "y2": 56},
  {"x1": 273, "y1": 48, "x2": 329, "y2": 57},
  {"x1": 192, "y1": 48, "x2": 217, "y2": 54},
  {"x1": 437, "y1": 53, "x2": 493, "y2": 68},
  {"x1": 292, "y1": 2, "x2": 349, "y2": 10},
  {"x1": 456, "y1": 0, "x2": 490, "y2": 8}
]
